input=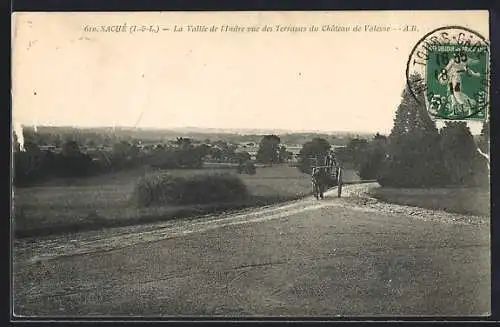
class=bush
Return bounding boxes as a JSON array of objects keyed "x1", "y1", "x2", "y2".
[
  {"x1": 133, "y1": 172, "x2": 249, "y2": 207},
  {"x1": 237, "y1": 161, "x2": 256, "y2": 175}
]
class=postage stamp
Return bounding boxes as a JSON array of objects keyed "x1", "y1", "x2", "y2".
[{"x1": 406, "y1": 26, "x2": 490, "y2": 120}]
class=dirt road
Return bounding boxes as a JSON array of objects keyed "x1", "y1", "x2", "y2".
[{"x1": 12, "y1": 184, "x2": 491, "y2": 317}]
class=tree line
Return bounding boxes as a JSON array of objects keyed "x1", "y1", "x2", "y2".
[
  {"x1": 19, "y1": 126, "x2": 356, "y2": 149},
  {"x1": 12, "y1": 132, "x2": 293, "y2": 186},
  {"x1": 295, "y1": 74, "x2": 490, "y2": 189}
]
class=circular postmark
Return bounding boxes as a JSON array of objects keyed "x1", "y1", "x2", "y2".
[{"x1": 406, "y1": 26, "x2": 490, "y2": 121}]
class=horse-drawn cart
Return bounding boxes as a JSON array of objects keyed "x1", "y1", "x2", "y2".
[{"x1": 310, "y1": 151, "x2": 343, "y2": 199}]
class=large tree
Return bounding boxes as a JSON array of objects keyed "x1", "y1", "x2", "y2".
[
  {"x1": 345, "y1": 138, "x2": 369, "y2": 168},
  {"x1": 256, "y1": 135, "x2": 281, "y2": 164},
  {"x1": 378, "y1": 73, "x2": 447, "y2": 187},
  {"x1": 352, "y1": 134, "x2": 388, "y2": 180},
  {"x1": 297, "y1": 137, "x2": 331, "y2": 174},
  {"x1": 389, "y1": 74, "x2": 439, "y2": 137}
]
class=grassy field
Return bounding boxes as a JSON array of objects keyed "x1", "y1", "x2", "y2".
[
  {"x1": 13, "y1": 164, "x2": 313, "y2": 237},
  {"x1": 368, "y1": 186, "x2": 490, "y2": 217}
]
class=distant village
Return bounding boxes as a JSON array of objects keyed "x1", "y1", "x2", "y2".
[
  {"x1": 14, "y1": 126, "x2": 360, "y2": 170},
  {"x1": 35, "y1": 140, "x2": 305, "y2": 163}
]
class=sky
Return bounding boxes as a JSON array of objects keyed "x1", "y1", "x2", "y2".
[{"x1": 12, "y1": 11, "x2": 489, "y2": 135}]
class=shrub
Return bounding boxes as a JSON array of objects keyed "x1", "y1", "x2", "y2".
[
  {"x1": 237, "y1": 161, "x2": 256, "y2": 175},
  {"x1": 133, "y1": 171, "x2": 249, "y2": 207}
]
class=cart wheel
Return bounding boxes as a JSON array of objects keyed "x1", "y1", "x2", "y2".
[{"x1": 337, "y1": 167, "x2": 343, "y2": 198}]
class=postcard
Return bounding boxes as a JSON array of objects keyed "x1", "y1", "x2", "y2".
[{"x1": 11, "y1": 11, "x2": 490, "y2": 318}]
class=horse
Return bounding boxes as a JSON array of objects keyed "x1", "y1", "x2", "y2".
[{"x1": 312, "y1": 167, "x2": 330, "y2": 199}]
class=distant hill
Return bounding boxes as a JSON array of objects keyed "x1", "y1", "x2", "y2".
[
  {"x1": 165, "y1": 126, "x2": 377, "y2": 137},
  {"x1": 20, "y1": 125, "x2": 383, "y2": 146}
]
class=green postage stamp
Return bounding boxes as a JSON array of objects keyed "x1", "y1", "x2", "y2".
[
  {"x1": 406, "y1": 26, "x2": 490, "y2": 121},
  {"x1": 426, "y1": 44, "x2": 489, "y2": 120}
]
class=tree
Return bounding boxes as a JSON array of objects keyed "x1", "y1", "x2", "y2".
[
  {"x1": 256, "y1": 135, "x2": 281, "y2": 164},
  {"x1": 297, "y1": 137, "x2": 331, "y2": 174},
  {"x1": 346, "y1": 138, "x2": 369, "y2": 168},
  {"x1": 378, "y1": 73, "x2": 447, "y2": 187},
  {"x1": 236, "y1": 151, "x2": 256, "y2": 175},
  {"x1": 278, "y1": 145, "x2": 291, "y2": 163},
  {"x1": 339, "y1": 135, "x2": 388, "y2": 180},
  {"x1": 354, "y1": 135, "x2": 388, "y2": 180},
  {"x1": 390, "y1": 73, "x2": 439, "y2": 137},
  {"x1": 438, "y1": 121, "x2": 481, "y2": 186}
]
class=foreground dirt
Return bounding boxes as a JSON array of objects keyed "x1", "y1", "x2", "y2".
[{"x1": 13, "y1": 184, "x2": 491, "y2": 317}]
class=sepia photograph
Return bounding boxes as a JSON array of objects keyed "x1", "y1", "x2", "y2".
[{"x1": 11, "y1": 10, "x2": 491, "y2": 318}]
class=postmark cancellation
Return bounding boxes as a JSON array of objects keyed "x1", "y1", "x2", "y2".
[{"x1": 406, "y1": 26, "x2": 490, "y2": 121}]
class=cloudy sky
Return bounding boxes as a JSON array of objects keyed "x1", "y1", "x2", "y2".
[{"x1": 12, "y1": 11, "x2": 488, "y2": 134}]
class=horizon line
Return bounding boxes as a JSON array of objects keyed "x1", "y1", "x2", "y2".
[{"x1": 17, "y1": 124, "x2": 390, "y2": 135}]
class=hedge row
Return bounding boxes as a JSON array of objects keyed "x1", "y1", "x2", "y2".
[{"x1": 133, "y1": 172, "x2": 249, "y2": 207}]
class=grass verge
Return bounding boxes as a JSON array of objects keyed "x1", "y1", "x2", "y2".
[
  {"x1": 13, "y1": 165, "x2": 313, "y2": 238},
  {"x1": 368, "y1": 186, "x2": 490, "y2": 216}
]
